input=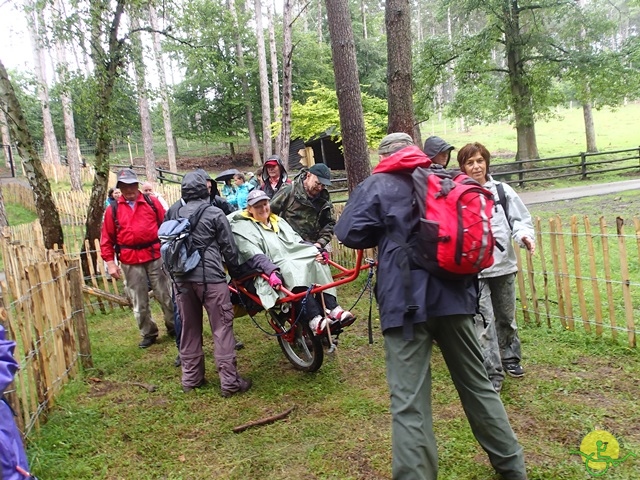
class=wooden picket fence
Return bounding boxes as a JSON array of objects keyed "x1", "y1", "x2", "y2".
[
  {"x1": 513, "y1": 215, "x2": 639, "y2": 347},
  {"x1": 0, "y1": 242, "x2": 92, "y2": 437}
]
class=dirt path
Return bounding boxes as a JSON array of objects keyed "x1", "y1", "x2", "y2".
[{"x1": 518, "y1": 179, "x2": 640, "y2": 205}]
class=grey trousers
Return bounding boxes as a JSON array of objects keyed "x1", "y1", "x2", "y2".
[
  {"x1": 384, "y1": 317, "x2": 527, "y2": 480},
  {"x1": 121, "y1": 258, "x2": 175, "y2": 339},
  {"x1": 474, "y1": 274, "x2": 522, "y2": 381},
  {"x1": 175, "y1": 281, "x2": 243, "y2": 392}
]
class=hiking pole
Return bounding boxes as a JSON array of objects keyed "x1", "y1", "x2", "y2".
[
  {"x1": 16, "y1": 465, "x2": 39, "y2": 479},
  {"x1": 319, "y1": 288, "x2": 335, "y2": 353}
]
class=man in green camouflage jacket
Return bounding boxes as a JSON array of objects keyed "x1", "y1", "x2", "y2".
[{"x1": 270, "y1": 163, "x2": 336, "y2": 249}]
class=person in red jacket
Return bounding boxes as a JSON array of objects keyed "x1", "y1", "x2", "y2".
[{"x1": 100, "y1": 168, "x2": 175, "y2": 348}]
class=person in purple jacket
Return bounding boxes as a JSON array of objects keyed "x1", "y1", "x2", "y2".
[{"x1": 1, "y1": 325, "x2": 37, "y2": 479}]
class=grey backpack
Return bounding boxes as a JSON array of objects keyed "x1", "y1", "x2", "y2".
[{"x1": 158, "y1": 204, "x2": 210, "y2": 280}]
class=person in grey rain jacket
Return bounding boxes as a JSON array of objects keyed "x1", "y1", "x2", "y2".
[
  {"x1": 457, "y1": 142, "x2": 536, "y2": 393},
  {"x1": 166, "y1": 170, "x2": 251, "y2": 397}
]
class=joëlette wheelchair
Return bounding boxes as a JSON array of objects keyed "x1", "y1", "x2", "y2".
[{"x1": 229, "y1": 250, "x2": 372, "y2": 372}]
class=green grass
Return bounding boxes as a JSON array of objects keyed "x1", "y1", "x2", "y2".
[
  {"x1": 24, "y1": 288, "x2": 640, "y2": 479},
  {"x1": 5, "y1": 202, "x2": 38, "y2": 225},
  {"x1": 421, "y1": 102, "x2": 640, "y2": 160}
]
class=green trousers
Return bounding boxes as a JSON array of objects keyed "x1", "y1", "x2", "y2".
[{"x1": 384, "y1": 316, "x2": 527, "y2": 480}]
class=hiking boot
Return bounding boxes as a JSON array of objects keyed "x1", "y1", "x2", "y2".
[
  {"x1": 138, "y1": 336, "x2": 157, "y2": 349},
  {"x1": 174, "y1": 354, "x2": 181, "y2": 367},
  {"x1": 504, "y1": 363, "x2": 525, "y2": 378},
  {"x1": 182, "y1": 379, "x2": 206, "y2": 393},
  {"x1": 221, "y1": 378, "x2": 252, "y2": 398},
  {"x1": 234, "y1": 337, "x2": 245, "y2": 351}
]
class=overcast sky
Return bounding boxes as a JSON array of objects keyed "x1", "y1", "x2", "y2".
[{"x1": 0, "y1": 1, "x2": 33, "y2": 73}]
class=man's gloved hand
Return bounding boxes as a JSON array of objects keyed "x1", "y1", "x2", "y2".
[{"x1": 268, "y1": 271, "x2": 283, "y2": 289}]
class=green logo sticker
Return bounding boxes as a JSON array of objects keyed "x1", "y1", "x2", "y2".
[{"x1": 571, "y1": 430, "x2": 636, "y2": 476}]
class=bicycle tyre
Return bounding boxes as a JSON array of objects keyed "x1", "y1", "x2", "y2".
[{"x1": 276, "y1": 320, "x2": 324, "y2": 372}]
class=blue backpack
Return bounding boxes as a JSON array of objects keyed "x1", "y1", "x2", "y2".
[{"x1": 158, "y1": 204, "x2": 210, "y2": 280}]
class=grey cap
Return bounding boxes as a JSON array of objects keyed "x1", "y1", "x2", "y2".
[
  {"x1": 378, "y1": 133, "x2": 414, "y2": 155},
  {"x1": 308, "y1": 163, "x2": 332, "y2": 186},
  {"x1": 423, "y1": 136, "x2": 455, "y2": 159},
  {"x1": 246, "y1": 189, "x2": 270, "y2": 206},
  {"x1": 116, "y1": 168, "x2": 139, "y2": 185}
]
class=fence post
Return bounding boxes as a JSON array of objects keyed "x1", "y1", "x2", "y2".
[
  {"x1": 157, "y1": 167, "x2": 164, "y2": 184},
  {"x1": 8, "y1": 144, "x2": 15, "y2": 177},
  {"x1": 580, "y1": 152, "x2": 587, "y2": 179},
  {"x1": 518, "y1": 159, "x2": 524, "y2": 186},
  {"x1": 67, "y1": 258, "x2": 93, "y2": 369}
]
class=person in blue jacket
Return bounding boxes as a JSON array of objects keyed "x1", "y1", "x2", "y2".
[
  {"x1": 1, "y1": 325, "x2": 36, "y2": 480},
  {"x1": 228, "y1": 173, "x2": 250, "y2": 210},
  {"x1": 334, "y1": 133, "x2": 528, "y2": 480}
]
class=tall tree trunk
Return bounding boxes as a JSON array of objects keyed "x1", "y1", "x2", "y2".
[
  {"x1": 0, "y1": 59, "x2": 64, "y2": 248},
  {"x1": 229, "y1": 0, "x2": 262, "y2": 166},
  {"x1": 53, "y1": 0, "x2": 82, "y2": 191},
  {"x1": 360, "y1": 0, "x2": 368, "y2": 39},
  {"x1": 27, "y1": 4, "x2": 61, "y2": 165},
  {"x1": 149, "y1": 4, "x2": 178, "y2": 172},
  {"x1": 582, "y1": 99, "x2": 598, "y2": 153},
  {"x1": 503, "y1": 0, "x2": 539, "y2": 161},
  {"x1": 83, "y1": 0, "x2": 127, "y2": 269},
  {"x1": 267, "y1": 2, "x2": 282, "y2": 153},
  {"x1": 385, "y1": 0, "x2": 415, "y2": 137},
  {"x1": 130, "y1": 16, "x2": 157, "y2": 182},
  {"x1": 0, "y1": 108, "x2": 11, "y2": 167},
  {"x1": 255, "y1": 0, "x2": 272, "y2": 160},
  {"x1": 280, "y1": 0, "x2": 294, "y2": 167},
  {"x1": 325, "y1": 0, "x2": 370, "y2": 191},
  {"x1": 0, "y1": 104, "x2": 8, "y2": 226},
  {"x1": 316, "y1": 0, "x2": 323, "y2": 42}
]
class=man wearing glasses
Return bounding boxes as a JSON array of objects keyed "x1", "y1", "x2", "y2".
[{"x1": 270, "y1": 163, "x2": 335, "y2": 250}]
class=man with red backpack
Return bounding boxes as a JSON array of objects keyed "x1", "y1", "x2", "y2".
[
  {"x1": 335, "y1": 133, "x2": 527, "y2": 480},
  {"x1": 100, "y1": 168, "x2": 175, "y2": 349}
]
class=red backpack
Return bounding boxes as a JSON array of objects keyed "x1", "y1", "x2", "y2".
[{"x1": 407, "y1": 165, "x2": 496, "y2": 279}]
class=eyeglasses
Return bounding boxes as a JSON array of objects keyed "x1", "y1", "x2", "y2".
[{"x1": 313, "y1": 180, "x2": 325, "y2": 189}]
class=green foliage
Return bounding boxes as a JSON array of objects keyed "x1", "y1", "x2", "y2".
[
  {"x1": 167, "y1": 0, "x2": 261, "y2": 142},
  {"x1": 291, "y1": 83, "x2": 387, "y2": 148},
  {"x1": 48, "y1": 72, "x2": 139, "y2": 144},
  {"x1": 290, "y1": 32, "x2": 335, "y2": 103},
  {"x1": 5, "y1": 69, "x2": 44, "y2": 144},
  {"x1": 415, "y1": 0, "x2": 640, "y2": 130}
]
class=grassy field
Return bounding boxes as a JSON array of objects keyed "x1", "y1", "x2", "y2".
[
  {"x1": 420, "y1": 102, "x2": 640, "y2": 160},
  {"x1": 24, "y1": 293, "x2": 639, "y2": 479}
]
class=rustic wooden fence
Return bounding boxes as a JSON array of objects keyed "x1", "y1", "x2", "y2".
[
  {"x1": 513, "y1": 215, "x2": 639, "y2": 347},
  {"x1": 0, "y1": 242, "x2": 92, "y2": 437}
]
